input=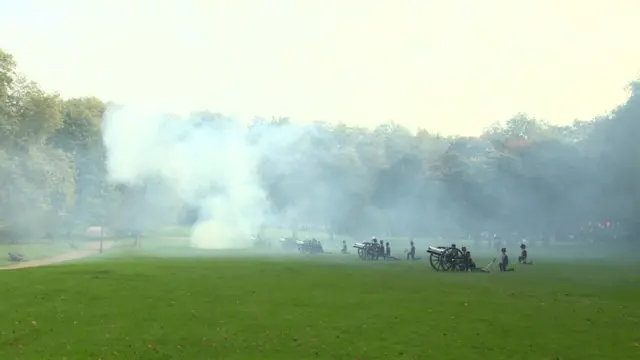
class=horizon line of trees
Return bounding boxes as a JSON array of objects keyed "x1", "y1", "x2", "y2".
[{"x1": 1, "y1": 48, "x2": 639, "y2": 243}]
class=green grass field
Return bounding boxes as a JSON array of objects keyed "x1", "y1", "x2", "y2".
[{"x1": 1, "y1": 238, "x2": 639, "y2": 359}]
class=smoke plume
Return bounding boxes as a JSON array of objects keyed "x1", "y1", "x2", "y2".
[{"x1": 102, "y1": 105, "x2": 267, "y2": 249}]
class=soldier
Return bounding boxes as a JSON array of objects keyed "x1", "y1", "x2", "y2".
[
  {"x1": 406, "y1": 240, "x2": 416, "y2": 260},
  {"x1": 460, "y1": 245, "x2": 469, "y2": 270},
  {"x1": 385, "y1": 241, "x2": 391, "y2": 258},
  {"x1": 378, "y1": 239, "x2": 386, "y2": 259},
  {"x1": 341, "y1": 240, "x2": 348, "y2": 254},
  {"x1": 466, "y1": 251, "x2": 477, "y2": 271},
  {"x1": 371, "y1": 237, "x2": 379, "y2": 260},
  {"x1": 499, "y1": 247, "x2": 515, "y2": 272},
  {"x1": 518, "y1": 243, "x2": 533, "y2": 264}
]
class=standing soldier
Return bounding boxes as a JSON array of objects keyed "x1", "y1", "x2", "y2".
[
  {"x1": 406, "y1": 240, "x2": 416, "y2": 260},
  {"x1": 371, "y1": 237, "x2": 380, "y2": 260}
]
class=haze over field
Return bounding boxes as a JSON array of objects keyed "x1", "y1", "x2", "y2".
[{"x1": 1, "y1": 2, "x2": 640, "y2": 255}]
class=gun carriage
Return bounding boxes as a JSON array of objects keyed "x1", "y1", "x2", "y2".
[
  {"x1": 426, "y1": 245, "x2": 466, "y2": 271},
  {"x1": 279, "y1": 237, "x2": 299, "y2": 251},
  {"x1": 297, "y1": 239, "x2": 325, "y2": 254},
  {"x1": 353, "y1": 242, "x2": 382, "y2": 260}
]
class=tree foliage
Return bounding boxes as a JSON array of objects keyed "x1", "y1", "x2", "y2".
[{"x1": 1, "y1": 47, "x2": 639, "y2": 242}]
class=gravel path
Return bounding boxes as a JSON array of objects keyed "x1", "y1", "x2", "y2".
[{"x1": 0, "y1": 240, "x2": 114, "y2": 271}]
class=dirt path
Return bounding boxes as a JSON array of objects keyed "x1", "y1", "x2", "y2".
[{"x1": 0, "y1": 240, "x2": 114, "y2": 271}]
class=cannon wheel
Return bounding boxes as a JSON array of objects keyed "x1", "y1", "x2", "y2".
[
  {"x1": 441, "y1": 247, "x2": 464, "y2": 271},
  {"x1": 428, "y1": 246, "x2": 447, "y2": 271},
  {"x1": 366, "y1": 247, "x2": 376, "y2": 260},
  {"x1": 429, "y1": 252, "x2": 442, "y2": 271}
]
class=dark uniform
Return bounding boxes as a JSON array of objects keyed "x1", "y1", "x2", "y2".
[
  {"x1": 460, "y1": 246, "x2": 470, "y2": 270},
  {"x1": 466, "y1": 251, "x2": 476, "y2": 271},
  {"x1": 385, "y1": 242, "x2": 391, "y2": 258},
  {"x1": 406, "y1": 241, "x2": 416, "y2": 260},
  {"x1": 518, "y1": 244, "x2": 527, "y2": 263},
  {"x1": 518, "y1": 244, "x2": 532, "y2": 264},
  {"x1": 499, "y1": 248, "x2": 514, "y2": 272}
]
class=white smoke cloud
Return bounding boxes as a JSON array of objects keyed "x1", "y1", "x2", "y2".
[{"x1": 101, "y1": 104, "x2": 268, "y2": 249}]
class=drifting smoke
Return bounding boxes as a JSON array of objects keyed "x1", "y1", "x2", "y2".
[{"x1": 102, "y1": 105, "x2": 268, "y2": 249}]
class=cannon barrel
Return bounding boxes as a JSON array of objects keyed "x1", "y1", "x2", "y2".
[
  {"x1": 296, "y1": 240, "x2": 305, "y2": 245},
  {"x1": 353, "y1": 243, "x2": 366, "y2": 249},
  {"x1": 427, "y1": 246, "x2": 445, "y2": 255}
]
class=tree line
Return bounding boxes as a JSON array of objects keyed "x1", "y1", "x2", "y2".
[{"x1": 1, "y1": 48, "x2": 638, "y2": 243}]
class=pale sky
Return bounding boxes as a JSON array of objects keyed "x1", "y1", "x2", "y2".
[{"x1": 1, "y1": 0, "x2": 639, "y2": 135}]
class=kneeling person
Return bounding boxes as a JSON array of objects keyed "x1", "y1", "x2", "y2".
[
  {"x1": 518, "y1": 244, "x2": 533, "y2": 265},
  {"x1": 499, "y1": 248, "x2": 515, "y2": 272}
]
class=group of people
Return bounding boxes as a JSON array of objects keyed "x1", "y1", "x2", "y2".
[
  {"x1": 450, "y1": 243, "x2": 533, "y2": 273},
  {"x1": 342, "y1": 237, "x2": 398, "y2": 259},
  {"x1": 340, "y1": 236, "x2": 534, "y2": 272},
  {"x1": 498, "y1": 243, "x2": 533, "y2": 272}
]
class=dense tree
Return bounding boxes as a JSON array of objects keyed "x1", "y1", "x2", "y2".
[{"x1": 1, "y1": 47, "x2": 639, "y2": 244}]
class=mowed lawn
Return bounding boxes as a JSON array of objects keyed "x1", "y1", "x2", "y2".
[{"x1": 0, "y1": 254, "x2": 638, "y2": 360}]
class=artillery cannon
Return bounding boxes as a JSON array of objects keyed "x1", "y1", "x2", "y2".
[
  {"x1": 297, "y1": 239, "x2": 325, "y2": 254},
  {"x1": 353, "y1": 242, "x2": 368, "y2": 259},
  {"x1": 279, "y1": 237, "x2": 299, "y2": 251},
  {"x1": 426, "y1": 245, "x2": 466, "y2": 271},
  {"x1": 353, "y1": 242, "x2": 381, "y2": 260}
]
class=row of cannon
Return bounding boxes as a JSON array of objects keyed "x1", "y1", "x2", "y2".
[
  {"x1": 353, "y1": 241, "x2": 474, "y2": 272},
  {"x1": 275, "y1": 237, "x2": 479, "y2": 272}
]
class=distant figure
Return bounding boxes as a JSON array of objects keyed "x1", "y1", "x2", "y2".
[
  {"x1": 466, "y1": 251, "x2": 477, "y2": 271},
  {"x1": 518, "y1": 244, "x2": 533, "y2": 264},
  {"x1": 371, "y1": 237, "x2": 380, "y2": 260},
  {"x1": 499, "y1": 247, "x2": 514, "y2": 272},
  {"x1": 341, "y1": 240, "x2": 348, "y2": 254},
  {"x1": 385, "y1": 242, "x2": 391, "y2": 258},
  {"x1": 460, "y1": 246, "x2": 470, "y2": 270},
  {"x1": 406, "y1": 241, "x2": 416, "y2": 260},
  {"x1": 378, "y1": 240, "x2": 385, "y2": 258},
  {"x1": 132, "y1": 230, "x2": 141, "y2": 248}
]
